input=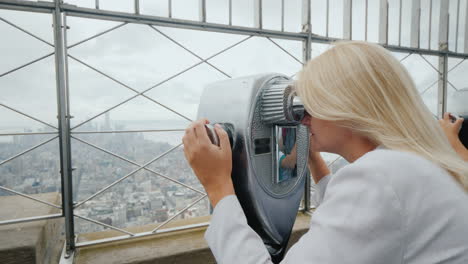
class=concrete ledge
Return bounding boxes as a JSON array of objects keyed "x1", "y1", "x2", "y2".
[
  {"x1": 0, "y1": 192, "x2": 64, "y2": 264},
  {"x1": 75, "y1": 212, "x2": 312, "y2": 264}
]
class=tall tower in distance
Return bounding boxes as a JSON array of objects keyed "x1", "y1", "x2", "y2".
[{"x1": 104, "y1": 112, "x2": 111, "y2": 131}]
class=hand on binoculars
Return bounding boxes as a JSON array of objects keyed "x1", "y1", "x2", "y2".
[
  {"x1": 438, "y1": 113, "x2": 468, "y2": 161},
  {"x1": 439, "y1": 113, "x2": 463, "y2": 149},
  {"x1": 182, "y1": 119, "x2": 234, "y2": 208}
]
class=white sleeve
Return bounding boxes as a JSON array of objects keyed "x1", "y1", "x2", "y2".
[
  {"x1": 205, "y1": 164, "x2": 404, "y2": 264},
  {"x1": 205, "y1": 195, "x2": 272, "y2": 264}
]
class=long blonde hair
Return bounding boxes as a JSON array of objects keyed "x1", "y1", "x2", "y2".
[{"x1": 296, "y1": 41, "x2": 468, "y2": 190}]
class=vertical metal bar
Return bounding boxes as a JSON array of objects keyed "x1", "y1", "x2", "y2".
[
  {"x1": 410, "y1": 0, "x2": 421, "y2": 48},
  {"x1": 343, "y1": 0, "x2": 352, "y2": 39},
  {"x1": 429, "y1": 0, "x2": 432, "y2": 49},
  {"x1": 379, "y1": 0, "x2": 388, "y2": 44},
  {"x1": 302, "y1": 49, "x2": 311, "y2": 212},
  {"x1": 438, "y1": 0, "x2": 449, "y2": 118},
  {"x1": 399, "y1": 0, "x2": 402, "y2": 46},
  {"x1": 386, "y1": 1, "x2": 389, "y2": 45},
  {"x1": 229, "y1": 0, "x2": 232, "y2": 26},
  {"x1": 439, "y1": 1, "x2": 449, "y2": 50},
  {"x1": 254, "y1": 0, "x2": 262, "y2": 29},
  {"x1": 281, "y1": 0, "x2": 285, "y2": 32},
  {"x1": 95, "y1": 0, "x2": 99, "y2": 10},
  {"x1": 168, "y1": 0, "x2": 172, "y2": 18},
  {"x1": 53, "y1": 0, "x2": 75, "y2": 257},
  {"x1": 350, "y1": 0, "x2": 353, "y2": 39},
  {"x1": 418, "y1": 6, "x2": 421, "y2": 48},
  {"x1": 64, "y1": 16, "x2": 71, "y2": 143},
  {"x1": 455, "y1": 0, "x2": 461, "y2": 52},
  {"x1": 438, "y1": 53, "x2": 448, "y2": 118},
  {"x1": 199, "y1": 0, "x2": 206, "y2": 22},
  {"x1": 134, "y1": 0, "x2": 140, "y2": 15},
  {"x1": 302, "y1": 0, "x2": 311, "y2": 32},
  {"x1": 326, "y1": 0, "x2": 330, "y2": 38},
  {"x1": 365, "y1": 0, "x2": 368, "y2": 41},
  {"x1": 465, "y1": 0, "x2": 468, "y2": 53},
  {"x1": 302, "y1": 0, "x2": 311, "y2": 212}
]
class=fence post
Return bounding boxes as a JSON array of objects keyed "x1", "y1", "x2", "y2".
[
  {"x1": 438, "y1": 0, "x2": 449, "y2": 118},
  {"x1": 302, "y1": 0, "x2": 311, "y2": 212},
  {"x1": 53, "y1": 0, "x2": 75, "y2": 257}
]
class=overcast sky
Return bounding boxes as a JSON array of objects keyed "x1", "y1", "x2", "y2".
[{"x1": 1, "y1": 0, "x2": 467, "y2": 134}]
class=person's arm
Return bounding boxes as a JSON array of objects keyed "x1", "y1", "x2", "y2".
[
  {"x1": 308, "y1": 152, "x2": 331, "y2": 183},
  {"x1": 182, "y1": 119, "x2": 234, "y2": 207},
  {"x1": 205, "y1": 163, "x2": 404, "y2": 263},
  {"x1": 282, "y1": 164, "x2": 404, "y2": 263},
  {"x1": 280, "y1": 144, "x2": 297, "y2": 169},
  {"x1": 439, "y1": 113, "x2": 468, "y2": 161},
  {"x1": 205, "y1": 195, "x2": 272, "y2": 264}
]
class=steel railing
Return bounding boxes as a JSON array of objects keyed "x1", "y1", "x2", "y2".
[{"x1": 0, "y1": 0, "x2": 467, "y2": 261}]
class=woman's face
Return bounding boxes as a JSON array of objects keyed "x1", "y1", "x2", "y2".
[{"x1": 300, "y1": 112, "x2": 351, "y2": 153}]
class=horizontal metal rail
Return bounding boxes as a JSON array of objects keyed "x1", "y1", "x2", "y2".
[
  {"x1": 0, "y1": 213, "x2": 62, "y2": 226},
  {"x1": 62, "y1": 4, "x2": 308, "y2": 41},
  {"x1": 0, "y1": 131, "x2": 58, "y2": 136},
  {"x1": 0, "y1": 0, "x2": 53, "y2": 13},
  {"x1": 1, "y1": 0, "x2": 468, "y2": 59},
  {"x1": 71, "y1": 129, "x2": 185, "y2": 134},
  {"x1": 62, "y1": 7, "x2": 468, "y2": 58},
  {"x1": 75, "y1": 221, "x2": 210, "y2": 248}
]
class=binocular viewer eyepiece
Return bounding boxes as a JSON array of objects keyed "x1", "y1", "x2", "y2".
[
  {"x1": 204, "y1": 123, "x2": 235, "y2": 148},
  {"x1": 260, "y1": 79, "x2": 305, "y2": 125},
  {"x1": 204, "y1": 79, "x2": 304, "y2": 147}
]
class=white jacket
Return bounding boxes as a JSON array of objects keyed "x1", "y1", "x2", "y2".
[{"x1": 205, "y1": 149, "x2": 468, "y2": 263}]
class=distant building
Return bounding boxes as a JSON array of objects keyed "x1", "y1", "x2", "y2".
[{"x1": 102, "y1": 112, "x2": 111, "y2": 131}]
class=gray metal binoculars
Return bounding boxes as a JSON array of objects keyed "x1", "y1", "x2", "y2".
[{"x1": 197, "y1": 73, "x2": 309, "y2": 262}]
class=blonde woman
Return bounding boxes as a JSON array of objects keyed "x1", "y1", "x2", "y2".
[{"x1": 182, "y1": 41, "x2": 468, "y2": 263}]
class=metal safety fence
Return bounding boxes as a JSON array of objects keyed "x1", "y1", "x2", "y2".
[{"x1": 0, "y1": 0, "x2": 467, "y2": 261}]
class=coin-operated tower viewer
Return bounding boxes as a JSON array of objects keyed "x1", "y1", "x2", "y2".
[{"x1": 197, "y1": 73, "x2": 309, "y2": 263}]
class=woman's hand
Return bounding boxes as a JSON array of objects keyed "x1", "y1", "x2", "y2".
[
  {"x1": 182, "y1": 119, "x2": 234, "y2": 207},
  {"x1": 439, "y1": 112, "x2": 468, "y2": 161},
  {"x1": 439, "y1": 112, "x2": 463, "y2": 148}
]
